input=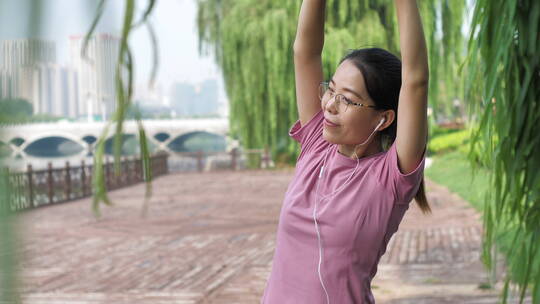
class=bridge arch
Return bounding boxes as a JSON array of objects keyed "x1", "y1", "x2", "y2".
[
  {"x1": 19, "y1": 132, "x2": 87, "y2": 152},
  {"x1": 102, "y1": 133, "x2": 159, "y2": 155},
  {"x1": 82, "y1": 135, "x2": 97, "y2": 145},
  {"x1": 153, "y1": 132, "x2": 171, "y2": 142},
  {"x1": 167, "y1": 131, "x2": 227, "y2": 153},
  {"x1": 23, "y1": 136, "x2": 85, "y2": 157}
]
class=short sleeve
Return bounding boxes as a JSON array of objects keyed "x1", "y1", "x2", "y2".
[
  {"x1": 288, "y1": 108, "x2": 324, "y2": 161},
  {"x1": 382, "y1": 140, "x2": 426, "y2": 204}
]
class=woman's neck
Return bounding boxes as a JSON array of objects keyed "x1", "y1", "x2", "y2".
[{"x1": 337, "y1": 139, "x2": 383, "y2": 160}]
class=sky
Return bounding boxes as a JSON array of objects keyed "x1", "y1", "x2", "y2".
[{"x1": 0, "y1": 0, "x2": 226, "y2": 102}]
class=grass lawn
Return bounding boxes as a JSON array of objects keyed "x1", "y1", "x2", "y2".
[{"x1": 425, "y1": 150, "x2": 490, "y2": 212}]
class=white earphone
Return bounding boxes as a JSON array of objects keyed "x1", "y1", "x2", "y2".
[
  {"x1": 356, "y1": 117, "x2": 386, "y2": 147},
  {"x1": 314, "y1": 116, "x2": 386, "y2": 304}
]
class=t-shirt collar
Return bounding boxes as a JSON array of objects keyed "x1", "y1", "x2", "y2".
[{"x1": 331, "y1": 144, "x2": 386, "y2": 167}]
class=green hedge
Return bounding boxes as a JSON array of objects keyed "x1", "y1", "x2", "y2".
[
  {"x1": 429, "y1": 123, "x2": 463, "y2": 138},
  {"x1": 427, "y1": 124, "x2": 498, "y2": 170},
  {"x1": 428, "y1": 129, "x2": 471, "y2": 154}
]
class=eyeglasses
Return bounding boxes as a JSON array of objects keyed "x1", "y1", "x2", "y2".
[{"x1": 318, "y1": 81, "x2": 377, "y2": 112}]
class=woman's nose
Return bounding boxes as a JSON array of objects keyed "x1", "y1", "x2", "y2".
[{"x1": 325, "y1": 96, "x2": 339, "y2": 112}]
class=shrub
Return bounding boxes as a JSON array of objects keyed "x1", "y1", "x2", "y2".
[{"x1": 428, "y1": 129, "x2": 470, "y2": 154}]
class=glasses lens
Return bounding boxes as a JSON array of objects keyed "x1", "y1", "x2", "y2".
[{"x1": 336, "y1": 95, "x2": 348, "y2": 112}]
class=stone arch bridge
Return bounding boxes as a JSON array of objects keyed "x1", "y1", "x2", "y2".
[{"x1": 0, "y1": 118, "x2": 233, "y2": 158}]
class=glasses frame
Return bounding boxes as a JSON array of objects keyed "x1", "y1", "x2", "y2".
[{"x1": 318, "y1": 81, "x2": 378, "y2": 112}]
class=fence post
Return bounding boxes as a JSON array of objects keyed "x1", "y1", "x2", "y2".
[
  {"x1": 118, "y1": 156, "x2": 122, "y2": 185},
  {"x1": 1, "y1": 167, "x2": 10, "y2": 213},
  {"x1": 163, "y1": 153, "x2": 169, "y2": 174},
  {"x1": 120, "y1": 156, "x2": 125, "y2": 186},
  {"x1": 126, "y1": 155, "x2": 131, "y2": 184},
  {"x1": 105, "y1": 156, "x2": 110, "y2": 190},
  {"x1": 27, "y1": 164, "x2": 34, "y2": 208},
  {"x1": 263, "y1": 147, "x2": 270, "y2": 169},
  {"x1": 65, "y1": 161, "x2": 71, "y2": 201},
  {"x1": 81, "y1": 159, "x2": 87, "y2": 196},
  {"x1": 135, "y1": 155, "x2": 141, "y2": 181},
  {"x1": 154, "y1": 154, "x2": 160, "y2": 175},
  {"x1": 125, "y1": 156, "x2": 131, "y2": 184},
  {"x1": 131, "y1": 155, "x2": 136, "y2": 181},
  {"x1": 231, "y1": 148, "x2": 237, "y2": 171},
  {"x1": 47, "y1": 162, "x2": 53, "y2": 205},
  {"x1": 157, "y1": 153, "x2": 162, "y2": 175},
  {"x1": 197, "y1": 150, "x2": 203, "y2": 172}
]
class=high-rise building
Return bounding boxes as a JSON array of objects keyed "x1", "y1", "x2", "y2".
[
  {"x1": 62, "y1": 67, "x2": 80, "y2": 118},
  {"x1": 0, "y1": 68, "x2": 12, "y2": 98},
  {"x1": 19, "y1": 63, "x2": 79, "y2": 117},
  {"x1": 0, "y1": 39, "x2": 56, "y2": 99},
  {"x1": 69, "y1": 33, "x2": 120, "y2": 121}
]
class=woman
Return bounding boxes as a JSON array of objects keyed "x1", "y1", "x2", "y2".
[{"x1": 260, "y1": 0, "x2": 430, "y2": 303}]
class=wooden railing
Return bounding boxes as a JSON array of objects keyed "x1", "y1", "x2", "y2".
[
  {"x1": 1, "y1": 152, "x2": 169, "y2": 212},
  {"x1": 0, "y1": 147, "x2": 273, "y2": 212}
]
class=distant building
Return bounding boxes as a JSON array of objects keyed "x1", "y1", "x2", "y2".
[
  {"x1": 0, "y1": 68, "x2": 12, "y2": 98},
  {"x1": 132, "y1": 83, "x2": 172, "y2": 118},
  {"x1": 0, "y1": 39, "x2": 78, "y2": 117},
  {"x1": 0, "y1": 38, "x2": 56, "y2": 72},
  {"x1": 69, "y1": 33, "x2": 120, "y2": 121},
  {"x1": 169, "y1": 79, "x2": 219, "y2": 117},
  {"x1": 0, "y1": 38, "x2": 56, "y2": 99},
  {"x1": 134, "y1": 82, "x2": 167, "y2": 106},
  {"x1": 18, "y1": 64, "x2": 79, "y2": 117}
]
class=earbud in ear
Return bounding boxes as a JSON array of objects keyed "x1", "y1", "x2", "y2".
[{"x1": 374, "y1": 118, "x2": 385, "y2": 132}]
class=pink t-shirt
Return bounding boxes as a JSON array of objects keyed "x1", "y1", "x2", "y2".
[{"x1": 261, "y1": 108, "x2": 426, "y2": 304}]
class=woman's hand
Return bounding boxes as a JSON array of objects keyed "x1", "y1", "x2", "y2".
[
  {"x1": 394, "y1": 0, "x2": 429, "y2": 84},
  {"x1": 293, "y1": 0, "x2": 326, "y2": 57}
]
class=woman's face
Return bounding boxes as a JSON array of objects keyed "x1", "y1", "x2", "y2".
[{"x1": 321, "y1": 59, "x2": 384, "y2": 146}]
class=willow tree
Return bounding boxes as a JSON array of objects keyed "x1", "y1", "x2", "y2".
[
  {"x1": 196, "y1": 0, "x2": 465, "y2": 164},
  {"x1": 466, "y1": 0, "x2": 540, "y2": 302}
]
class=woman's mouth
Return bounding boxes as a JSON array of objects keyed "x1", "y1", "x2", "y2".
[{"x1": 324, "y1": 118, "x2": 339, "y2": 127}]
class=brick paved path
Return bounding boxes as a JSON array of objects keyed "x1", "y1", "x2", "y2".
[{"x1": 9, "y1": 169, "x2": 532, "y2": 303}]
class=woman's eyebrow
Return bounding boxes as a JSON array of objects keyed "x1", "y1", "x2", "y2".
[{"x1": 330, "y1": 78, "x2": 363, "y2": 100}]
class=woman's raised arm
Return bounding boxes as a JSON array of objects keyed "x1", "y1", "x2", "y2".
[
  {"x1": 293, "y1": 0, "x2": 326, "y2": 127},
  {"x1": 394, "y1": 0, "x2": 430, "y2": 175},
  {"x1": 395, "y1": 0, "x2": 429, "y2": 84}
]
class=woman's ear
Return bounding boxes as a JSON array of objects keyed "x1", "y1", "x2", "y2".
[{"x1": 379, "y1": 110, "x2": 395, "y2": 131}]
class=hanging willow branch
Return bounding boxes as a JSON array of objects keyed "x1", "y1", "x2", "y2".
[
  {"x1": 195, "y1": 0, "x2": 465, "y2": 165},
  {"x1": 0, "y1": 167, "x2": 22, "y2": 304},
  {"x1": 82, "y1": 0, "x2": 159, "y2": 218},
  {"x1": 466, "y1": 0, "x2": 540, "y2": 302}
]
